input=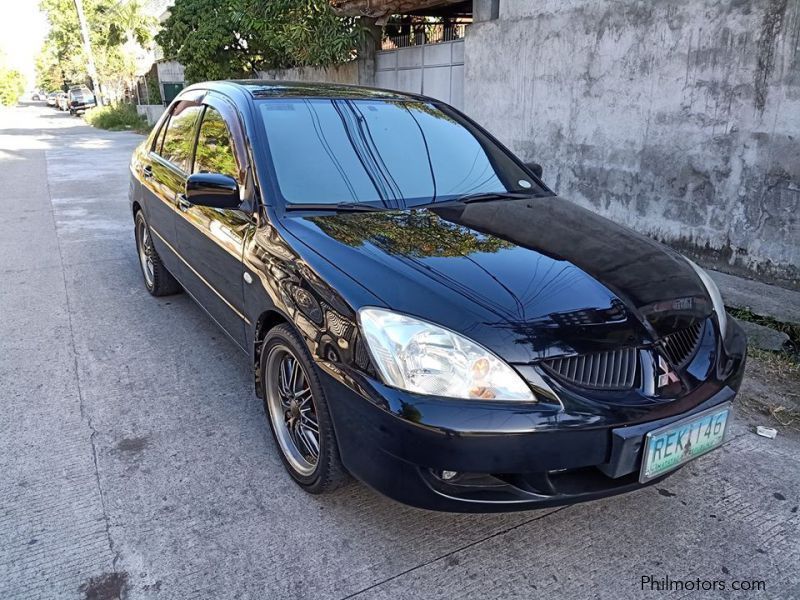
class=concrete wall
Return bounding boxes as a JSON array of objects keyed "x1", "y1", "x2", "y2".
[
  {"x1": 156, "y1": 60, "x2": 185, "y2": 84},
  {"x1": 465, "y1": 0, "x2": 800, "y2": 286},
  {"x1": 136, "y1": 104, "x2": 165, "y2": 125},
  {"x1": 256, "y1": 62, "x2": 359, "y2": 84}
]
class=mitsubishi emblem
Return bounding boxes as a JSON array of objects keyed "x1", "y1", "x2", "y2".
[{"x1": 657, "y1": 355, "x2": 679, "y2": 388}]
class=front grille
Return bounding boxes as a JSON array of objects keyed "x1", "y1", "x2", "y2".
[
  {"x1": 542, "y1": 347, "x2": 638, "y2": 390},
  {"x1": 354, "y1": 336, "x2": 370, "y2": 370},
  {"x1": 661, "y1": 320, "x2": 704, "y2": 368}
]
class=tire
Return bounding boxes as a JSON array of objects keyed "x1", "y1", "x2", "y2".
[
  {"x1": 134, "y1": 210, "x2": 181, "y2": 297},
  {"x1": 260, "y1": 324, "x2": 348, "y2": 493}
]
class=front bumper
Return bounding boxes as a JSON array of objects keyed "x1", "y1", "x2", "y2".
[{"x1": 320, "y1": 319, "x2": 746, "y2": 512}]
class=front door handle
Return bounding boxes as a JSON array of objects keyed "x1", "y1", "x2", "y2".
[{"x1": 177, "y1": 194, "x2": 191, "y2": 212}]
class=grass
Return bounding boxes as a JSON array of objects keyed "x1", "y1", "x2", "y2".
[
  {"x1": 84, "y1": 103, "x2": 151, "y2": 134},
  {"x1": 730, "y1": 308, "x2": 800, "y2": 430},
  {"x1": 748, "y1": 347, "x2": 800, "y2": 380},
  {"x1": 740, "y1": 348, "x2": 800, "y2": 431},
  {"x1": 728, "y1": 306, "x2": 800, "y2": 348},
  {"x1": 739, "y1": 395, "x2": 800, "y2": 430}
]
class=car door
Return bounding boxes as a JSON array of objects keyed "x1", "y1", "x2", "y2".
[
  {"x1": 139, "y1": 97, "x2": 204, "y2": 278},
  {"x1": 173, "y1": 94, "x2": 253, "y2": 349}
]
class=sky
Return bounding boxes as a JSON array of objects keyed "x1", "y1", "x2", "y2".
[{"x1": 0, "y1": 0, "x2": 49, "y2": 89}]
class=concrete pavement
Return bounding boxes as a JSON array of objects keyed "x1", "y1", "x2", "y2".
[{"x1": 1, "y1": 104, "x2": 798, "y2": 599}]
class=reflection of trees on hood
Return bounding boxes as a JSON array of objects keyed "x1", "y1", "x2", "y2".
[{"x1": 310, "y1": 211, "x2": 513, "y2": 257}]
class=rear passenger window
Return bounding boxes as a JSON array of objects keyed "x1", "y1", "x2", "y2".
[
  {"x1": 159, "y1": 101, "x2": 203, "y2": 172},
  {"x1": 193, "y1": 107, "x2": 239, "y2": 180}
]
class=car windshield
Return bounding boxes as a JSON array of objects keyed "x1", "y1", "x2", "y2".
[{"x1": 257, "y1": 98, "x2": 548, "y2": 209}]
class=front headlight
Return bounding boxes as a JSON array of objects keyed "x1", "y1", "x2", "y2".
[
  {"x1": 687, "y1": 259, "x2": 728, "y2": 337},
  {"x1": 357, "y1": 307, "x2": 535, "y2": 401}
]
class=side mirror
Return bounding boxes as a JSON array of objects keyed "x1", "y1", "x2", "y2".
[
  {"x1": 525, "y1": 161, "x2": 543, "y2": 179},
  {"x1": 185, "y1": 172, "x2": 240, "y2": 210}
]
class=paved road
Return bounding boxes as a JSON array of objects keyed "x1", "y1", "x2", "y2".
[{"x1": 1, "y1": 104, "x2": 798, "y2": 600}]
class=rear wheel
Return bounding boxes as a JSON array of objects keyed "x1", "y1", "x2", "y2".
[
  {"x1": 260, "y1": 324, "x2": 347, "y2": 493},
  {"x1": 134, "y1": 211, "x2": 181, "y2": 296}
]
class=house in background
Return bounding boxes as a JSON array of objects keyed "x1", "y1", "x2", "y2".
[{"x1": 135, "y1": 0, "x2": 184, "y2": 119}]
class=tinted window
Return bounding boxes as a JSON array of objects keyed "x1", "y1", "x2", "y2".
[
  {"x1": 258, "y1": 99, "x2": 544, "y2": 207},
  {"x1": 159, "y1": 101, "x2": 202, "y2": 172},
  {"x1": 153, "y1": 115, "x2": 169, "y2": 154},
  {"x1": 193, "y1": 107, "x2": 239, "y2": 180}
]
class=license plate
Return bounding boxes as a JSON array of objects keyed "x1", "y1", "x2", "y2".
[{"x1": 640, "y1": 403, "x2": 731, "y2": 483}]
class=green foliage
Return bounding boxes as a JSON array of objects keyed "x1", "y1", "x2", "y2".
[
  {"x1": 36, "y1": 0, "x2": 155, "y2": 93},
  {"x1": 85, "y1": 103, "x2": 150, "y2": 133},
  {"x1": 35, "y1": 43, "x2": 66, "y2": 91},
  {"x1": 0, "y1": 67, "x2": 25, "y2": 106},
  {"x1": 160, "y1": 106, "x2": 201, "y2": 169},
  {"x1": 728, "y1": 306, "x2": 800, "y2": 350},
  {"x1": 145, "y1": 72, "x2": 162, "y2": 104},
  {"x1": 194, "y1": 109, "x2": 238, "y2": 179},
  {"x1": 156, "y1": 0, "x2": 361, "y2": 83},
  {"x1": 37, "y1": 0, "x2": 86, "y2": 87}
]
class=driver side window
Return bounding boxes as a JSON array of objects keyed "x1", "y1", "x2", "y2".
[
  {"x1": 158, "y1": 101, "x2": 203, "y2": 173},
  {"x1": 193, "y1": 106, "x2": 240, "y2": 181}
]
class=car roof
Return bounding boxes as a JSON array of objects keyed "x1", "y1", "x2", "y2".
[{"x1": 187, "y1": 80, "x2": 429, "y2": 102}]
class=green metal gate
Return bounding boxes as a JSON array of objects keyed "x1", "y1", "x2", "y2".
[{"x1": 162, "y1": 83, "x2": 184, "y2": 105}]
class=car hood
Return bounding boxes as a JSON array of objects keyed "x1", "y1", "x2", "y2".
[{"x1": 281, "y1": 197, "x2": 712, "y2": 363}]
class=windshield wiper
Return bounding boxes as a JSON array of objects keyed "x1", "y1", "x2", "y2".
[
  {"x1": 413, "y1": 191, "x2": 536, "y2": 209},
  {"x1": 285, "y1": 202, "x2": 387, "y2": 213},
  {"x1": 457, "y1": 191, "x2": 538, "y2": 204}
]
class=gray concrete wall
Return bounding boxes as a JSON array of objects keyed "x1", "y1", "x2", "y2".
[
  {"x1": 136, "y1": 104, "x2": 165, "y2": 125},
  {"x1": 256, "y1": 62, "x2": 359, "y2": 84},
  {"x1": 465, "y1": 0, "x2": 800, "y2": 286},
  {"x1": 156, "y1": 60, "x2": 185, "y2": 84}
]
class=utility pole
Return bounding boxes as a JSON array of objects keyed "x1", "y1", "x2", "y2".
[{"x1": 73, "y1": 0, "x2": 103, "y2": 103}]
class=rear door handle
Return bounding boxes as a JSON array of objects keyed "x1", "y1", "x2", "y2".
[
  {"x1": 142, "y1": 165, "x2": 153, "y2": 179},
  {"x1": 177, "y1": 193, "x2": 191, "y2": 212}
]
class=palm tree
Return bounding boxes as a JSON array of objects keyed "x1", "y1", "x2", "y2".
[{"x1": 106, "y1": 0, "x2": 156, "y2": 100}]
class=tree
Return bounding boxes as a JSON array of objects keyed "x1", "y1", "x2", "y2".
[
  {"x1": 36, "y1": 0, "x2": 155, "y2": 97},
  {"x1": 38, "y1": 0, "x2": 87, "y2": 89},
  {"x1": 35, "y1": 43, "x2": 65, "y2": 91},
  {"x1": 156, "y1": 0, "x2": 361, "y2": 83},
  {"x1": 0, "y1": 65, "x2": 25, "y2": 106}
]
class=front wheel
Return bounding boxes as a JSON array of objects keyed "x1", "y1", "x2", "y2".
[{"x1": 260, "y1": 324, "x2": 347, "y2": 493}]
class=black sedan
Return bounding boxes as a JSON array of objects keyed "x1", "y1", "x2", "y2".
[{"x1": 128, "y1": 81, "x2": 746, "y2": 512}]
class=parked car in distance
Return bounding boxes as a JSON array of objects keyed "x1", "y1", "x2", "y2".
[
  {"x1": 128, "y1": 81, "x2": 747, "y2": 512},
  {"x1": 46, "y1": 91, "x2": 58, "y2": 106},
  {"x1": 56, "y1": 92, "x2": 69, "y2": 111},
  {"x1": 67, "y1": 85, "x2": 96, "y2": 114}
]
